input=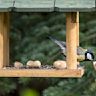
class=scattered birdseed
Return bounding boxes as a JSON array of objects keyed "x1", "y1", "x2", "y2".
[{"x1": 3, "y1": 65, "x2": 55, "y2": 69}]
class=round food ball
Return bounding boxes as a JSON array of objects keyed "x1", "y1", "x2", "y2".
[
  {"x1": 53, "y1": 60, "x2": 66, "y2": 69},
  {"x1": 26, "y1": 60, "x2": 41, "y2": 68},
  {"x1": 14, "y1": 61, "x2": 23, "y2": 68},
  {"x1": 33, "y1": 60, "x2": 41, "y2": 68},
  {"x1": 26, "y1": 60, "x2": 34, "y2": 67}
]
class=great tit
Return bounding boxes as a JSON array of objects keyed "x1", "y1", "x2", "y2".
[{"x1": 48, "y1": 36, "x2": 94, "y2": 62}]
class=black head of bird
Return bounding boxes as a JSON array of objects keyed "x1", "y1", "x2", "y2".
[{"x1": 85, "y1": 50, "x2": 94, "y2": 61}]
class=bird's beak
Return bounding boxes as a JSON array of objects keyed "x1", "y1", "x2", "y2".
[{"x1": 93, "y1": 61, "x2": 96, "y2": 70}]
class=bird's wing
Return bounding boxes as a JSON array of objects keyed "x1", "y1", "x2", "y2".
[
  {"x1": 59, "y1": 41, "x2": 66, "y2": 47},
  {"x1": 77, "y1": 47, "x2": 87, "y2": 55},
  {"x1": 49, "y1": 36, "x2": 88, "y2": 59},
  {"x1": 49, "y1": 36, "x2": 65, "y2": 50}
]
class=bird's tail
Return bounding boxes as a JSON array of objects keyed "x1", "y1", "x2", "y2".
[{"x1": 48, "y1": 36, "x2": 65, "y2": 50}]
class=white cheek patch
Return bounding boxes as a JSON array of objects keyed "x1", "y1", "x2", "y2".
[{"x1": 87, "y1": 53, "x2": 92, "y2": 60}]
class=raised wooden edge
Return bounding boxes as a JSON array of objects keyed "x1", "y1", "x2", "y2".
[{"x1": 0, "y1": 68, "x2": 84, "y2": 77}]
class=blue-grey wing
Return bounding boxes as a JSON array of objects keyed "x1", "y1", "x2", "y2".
[{"x1": 77, "y1": 47, "x2": 87, "y2": 55}]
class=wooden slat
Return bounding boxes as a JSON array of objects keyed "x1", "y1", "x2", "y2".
[
  {"x1": 14, "y1": 0, "x2": 55, "y2": 12},
  {"x1": 76, "y1": 12, "x2": 79, "y2": 46},
  {"x1": 4, "y1": 13, "x2": 10, "y2": 67},
  {"x1": 0, "y1": 13, "x2": 9, "y2": 68},
  {"x1": 0, "y1": 0, "x2": 13, "y2": 12},
  {"x1": 0, "y1": 69, "x2": 84, "y2": 77},
  {"x1": 76, "y1": 12, "x2": 80, "y2": 65},
  {"x1": 66, "y1": 12, "x2": 77, "y2": 69},
  {"x1": 55, "y1": 0, "x2": 95, "y2": 12}
]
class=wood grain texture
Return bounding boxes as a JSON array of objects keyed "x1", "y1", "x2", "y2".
[
  {"x1": 0, "y1": 13, "x2": 9, "y2": 68},
  {"x1": 55, "y1": 0, "x2": 95, "y2": 12},
  {"x1": 14, "y1": 0, "x2": 55, "y2": 12},
  {"x1": 76, "y1": 12, "x2": 80, "y2": 65},
  {"x1": 4, "y1": 13, "x2": 10, "y2": 67},
  {"x1": 76, "y1": 12, "x2": 79, "y2": 46},
  {"x1": 0, "y1": 69, "x2": 84, "y2": 77},
  {"x1": 66, "y1": 12, "x2": 77, "y2": 69},
  {"x1": 0, "y1": 0, "x2": 13, "y2": 12}
]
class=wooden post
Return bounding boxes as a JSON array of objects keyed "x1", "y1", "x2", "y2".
[
  {"x1": 0, "y1": 12, "x2": 9, "y2": 68},
  {"x1": 76, "y1": 12, "x2": 79, "y2": 46},
  {"x1": 66, "y1": 12, "x2": 78, "y2": 69},
  {"x1": 76, "y1": 12, "x2": 80, "y2": 65}
]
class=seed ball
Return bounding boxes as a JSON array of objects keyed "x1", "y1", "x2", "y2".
[
  {"x1": 33, "y1": 60, "x2": 41, "y2": 68},
  {"x1": 14, "y1": 61, "x2": 23, "y2": 68},
  {"x1": 26, "y1": 60, "x2": 34, "y2": 68},
  {"x1": 53, "y1": 60, "x2": 66, "y2": 69},
  {"x1": 26, "y1": 60, "x2": 41, "y2": 68}
]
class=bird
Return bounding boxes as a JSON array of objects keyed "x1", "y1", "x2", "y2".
[{"x1": 48, "y1": 36, "x2": 94, "y2": 62}]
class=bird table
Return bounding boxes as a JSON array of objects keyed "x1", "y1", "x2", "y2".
[{"x1": 0, "y1": 0, "x2": 95, "y2": 77}]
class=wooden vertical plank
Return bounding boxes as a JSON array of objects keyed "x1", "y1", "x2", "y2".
[
  {"x1": 4, "y1": 12, "x2": 10, "y2": 67},
  {"x1": 76, "y1": 12, "x2": 79, "y2": 46},
  {"x1": 0, "y1": 12, "x2": 9, "y2": 68},
  {"x1": 0, "y1": 13, "x2": 4, "y2": 68},
  {"x1": 76, "y1": 12, "x2": 80, "y2": 65},
  {"x1": 66, "y1": 12, "x2": 77, "y2": 69}
]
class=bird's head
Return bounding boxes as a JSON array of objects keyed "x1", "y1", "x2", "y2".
[{"x1": 85, "y1": 50, "x2": 94, "y2": 61}]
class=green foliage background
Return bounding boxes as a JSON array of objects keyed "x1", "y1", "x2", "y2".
[{"x1": 0, "y1": 12, "x2": 96, "y2": 96}]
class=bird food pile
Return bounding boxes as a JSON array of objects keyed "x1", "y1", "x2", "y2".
[{"x1": 3, "y1": 60, "x2": 67, "y2": 70}]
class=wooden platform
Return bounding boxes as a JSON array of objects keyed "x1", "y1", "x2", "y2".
[{"x1": 0, "y1": 69, "x2": 84, "y2": 77}]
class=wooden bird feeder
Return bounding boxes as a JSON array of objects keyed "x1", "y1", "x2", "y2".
[{"x1": 0, "y1": 0, "x2": 95, "y2": 77}]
